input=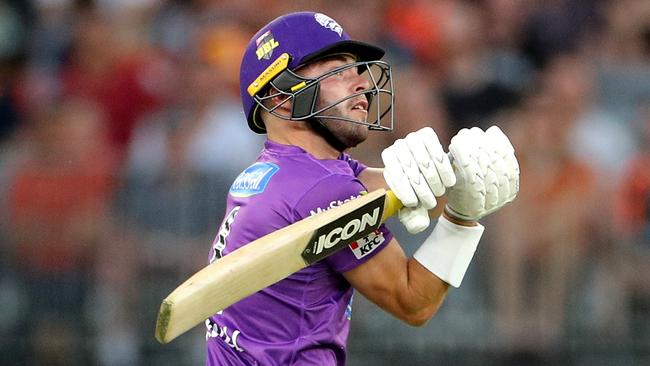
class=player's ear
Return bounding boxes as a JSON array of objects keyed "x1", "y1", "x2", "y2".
[{"x1": 265, "y1": 87, "x2": 292, "y2": 115}]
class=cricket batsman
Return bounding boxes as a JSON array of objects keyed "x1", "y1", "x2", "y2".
[{"x1": 205, "y1": 11, "x2": 519, "y2": 365}]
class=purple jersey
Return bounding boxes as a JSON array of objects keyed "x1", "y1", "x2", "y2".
[{"x1": 206, "y1": 140, "x2": 393, "y2": 365}]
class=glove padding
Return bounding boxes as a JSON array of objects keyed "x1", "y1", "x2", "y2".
[
  {"x1": 397, "y1": 203, "x2": 430, "y2": 234},
  {"x1": 382, "y1": 127, "x2": 456, "y2": 233},
  {"x1": 446, "y1": 126, "x2": 519, "y2": 221}
]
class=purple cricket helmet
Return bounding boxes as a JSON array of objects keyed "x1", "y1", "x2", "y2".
[{"x1": 240, "y1": 11, "x2": 394, "y2": 133}]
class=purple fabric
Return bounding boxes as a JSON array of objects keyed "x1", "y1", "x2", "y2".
[{"x1": 205, "y1": 140, "x2": 392, "y2": 365}]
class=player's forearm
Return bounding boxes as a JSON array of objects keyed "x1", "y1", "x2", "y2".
[
  {"x1": 357, "y1": 258, "x2": 449, "y2": 327},
  {"x1": 389, "y1": 218, "x2": 484, "y2": 325},
  {"x1": 344, "y1": 239, "x2": 448, "y2": 326},
  {"x1": 395, "y1": 259, "x2": 450, "y2": 326}
]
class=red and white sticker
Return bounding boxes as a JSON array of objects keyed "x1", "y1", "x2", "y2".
[{"x1": 349, "y1": 230, "x2": 385, "y2": 259}]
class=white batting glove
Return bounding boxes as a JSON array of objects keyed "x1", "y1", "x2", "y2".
[
  {"x1": 382, "y1": 127, "x2": 456, "y2": 233},
  {"x1": 397, "y1": 204, "x2": 430, "y2": 234},
  {"x1": 446, "y1": 126, "x2": 519, "y2": 221},
  {"x1": 482, "y1": 126, "x2": 519, "y2": 215}
]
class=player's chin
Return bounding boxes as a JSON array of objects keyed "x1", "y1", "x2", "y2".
[{"x1": 344, "y1": 124, "x2": 369, "y2": 148}]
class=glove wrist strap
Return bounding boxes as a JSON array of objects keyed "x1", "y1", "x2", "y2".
[
  {"x1": 444, "y1": 205, "x2": 480, "y2": 222},
  {"x1": 413, "y1": 215, "x2": 484, "y2": 287}
]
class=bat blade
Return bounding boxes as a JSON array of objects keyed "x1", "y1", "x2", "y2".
[{"x1": 155, "y1": 189, "x2": 402, "y2": 344}]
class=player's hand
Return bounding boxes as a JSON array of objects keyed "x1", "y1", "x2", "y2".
[
  {"x1": 382, "y1": 127, "x2": 456, "y2": 233},
  {"x1": 446, "y1": 126, "x2": 519, "y2": 222}
]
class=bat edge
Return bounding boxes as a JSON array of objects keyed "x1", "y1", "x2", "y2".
[{"x1": 155, "y1": 299, "x2": 173, "y2": 344}]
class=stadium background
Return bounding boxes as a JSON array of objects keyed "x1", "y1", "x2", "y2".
[{"x1": 0, "y1": 0, "x2": 649, "y2": 365}]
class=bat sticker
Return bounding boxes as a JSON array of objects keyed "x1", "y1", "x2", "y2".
[{"x1": 302, "y1": 194, "x2": 385, "y2": 263}]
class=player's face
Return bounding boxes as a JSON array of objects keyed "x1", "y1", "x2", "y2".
[{"x1": 298, "y1": 55, "x2": 372, "y2": 148}]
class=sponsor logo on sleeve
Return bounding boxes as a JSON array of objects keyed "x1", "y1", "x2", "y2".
[
  {"x1": 230, "y1": 162, "x2": 279, "y2": 197},
  {"x1": 349, "y1": 229, "x2": 385, "y2": 259},
  {"x1": 308, "y1": 193, "x2": 365, "y2": 216}
]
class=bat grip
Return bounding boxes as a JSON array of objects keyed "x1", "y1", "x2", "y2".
[{"x1": 382, "y1": 190, "x2": 403, "y2": 222}]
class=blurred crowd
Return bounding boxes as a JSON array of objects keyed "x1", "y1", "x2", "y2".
[{"x1": 0, "y1": 0, "x2": 649, "y2": 365}]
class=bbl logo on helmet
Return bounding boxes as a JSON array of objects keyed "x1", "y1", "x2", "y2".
[
  {"x1": 314, "y1": 13, "x2": 343, "y2": 36},
  {"x1": 255, "y1": 30, "x2": 279, "y2": 60}
]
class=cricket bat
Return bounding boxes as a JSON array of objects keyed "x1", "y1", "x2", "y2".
[{"x1": 155, "y1": 188, "x2": 403, "y2": 344}]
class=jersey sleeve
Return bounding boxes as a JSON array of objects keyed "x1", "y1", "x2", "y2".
[
  {"x1": 339, "y1": 153, "x2": 367, "y2": 177},
  {"x1": 292, "y1": 174, "x2": 393, "y2": 274}
]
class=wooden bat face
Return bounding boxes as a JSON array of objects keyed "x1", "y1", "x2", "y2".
[{"x1": 155, "y1": 189, "x2": 401, "y2": 344}]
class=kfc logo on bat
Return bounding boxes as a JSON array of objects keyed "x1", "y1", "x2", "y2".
[{"x1": 349, "y1": 230, "x2": 385, "y2": 259}]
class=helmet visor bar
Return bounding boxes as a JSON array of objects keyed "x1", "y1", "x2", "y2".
[{"x1": 254, "y1": 60, "x2": 394, "y2": 131}]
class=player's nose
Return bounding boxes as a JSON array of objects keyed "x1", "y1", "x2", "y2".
[{"x1": 353, "y1": 73, "x2": 371, "y2": 93}]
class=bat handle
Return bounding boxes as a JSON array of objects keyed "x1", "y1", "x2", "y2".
[{"x1": 382, "y1": 190, "x2": 403, "y2": 222}]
